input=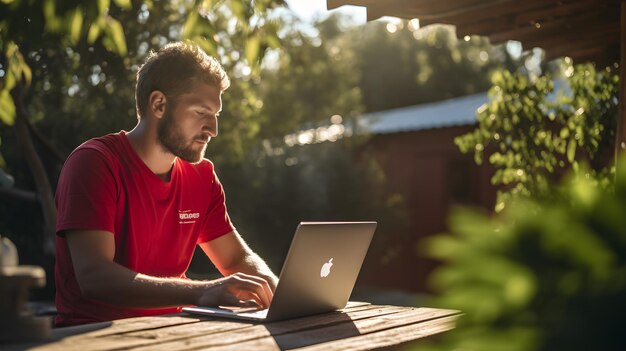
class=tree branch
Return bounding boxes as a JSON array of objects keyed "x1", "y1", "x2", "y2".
[
  {"x1": 12, "y1": 83, "x2": 57, "y2": 256},
  {"x1": 25, "y1": 118, "x2": 66, "y2": 164},
  {"x1": 0, "y1": 187, "x2": 38, "y2": 203}
]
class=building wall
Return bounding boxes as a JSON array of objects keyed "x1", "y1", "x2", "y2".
[{"x1": 357, "y1": 125, "x2": 497, "y2": 292}]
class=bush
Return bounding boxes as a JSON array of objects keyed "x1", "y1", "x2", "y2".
[
  {"x1": 417, "y1": 160, "x2": 626, "y2": 351},
  {"x1": 455, "y1": 62, "x2": 618, "y2": 213}
]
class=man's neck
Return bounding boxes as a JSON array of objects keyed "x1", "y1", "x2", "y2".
[{"x1": 127, "y1": 122, "x2": 176, "y2": 180}]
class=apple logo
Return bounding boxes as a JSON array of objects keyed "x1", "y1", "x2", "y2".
[{"x1": 320, "y1": 258, "x2": 334, "y2": 278}]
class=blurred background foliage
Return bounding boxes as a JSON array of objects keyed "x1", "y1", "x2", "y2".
[{"x1": 418, "y1": 159, "x2": 626, "y2": 351}]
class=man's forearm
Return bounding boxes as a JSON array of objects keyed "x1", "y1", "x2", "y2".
[
  {"x1": 78, "y1": 260, "x2": 205, "y2": 308},
  {"x1": 221, "y1": 252, "x2": 278, "y2": 291}
]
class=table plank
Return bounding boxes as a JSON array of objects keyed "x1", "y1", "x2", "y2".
[
  {"x1": 55, "y1": 315, "x2": 204, "y2": 339},
  {"x1": 129, "y1": 305, "x2": 407, "y2": 351},
  {"x1": 4, "y1": 315, "x2": 206, "y2": 351},
  {"x1": 294, "y1": 315, "x2": 459, "y2": 351}
]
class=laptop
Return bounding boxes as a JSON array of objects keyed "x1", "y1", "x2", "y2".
[{"x1": 183, "y1": 221, "x2": 377, "y2": 322}]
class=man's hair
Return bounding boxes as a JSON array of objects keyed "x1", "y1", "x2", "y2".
[{"x1": 135, "y1": 41, "x2": 230, "y2": 118}]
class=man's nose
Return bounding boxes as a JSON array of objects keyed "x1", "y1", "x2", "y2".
[{"x1": 205, "y1": 116, "x2": 218, "y2": 137}]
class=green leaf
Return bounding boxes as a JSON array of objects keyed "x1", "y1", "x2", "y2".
[
  {"x1": 0, "y1": 90, "x2": 16, "y2": 126},
  {"x1": 43, "y1": 0, "x2": 60, "y2": 32},
  {"x1": 69, "y1": 8, "x2": 84, "y2": 44},
  {"x1": 230, "y1": 0, "x2": 245, "y2": 21},
  {"x1": 87, "y1": 21, "x2": 102, "y2": 44},
  {"x1": 567, "y1": 138, "x2": 576, "y2": 163},
  {"x1": 265, "y1": 32, "x2": 281, "y2": 49},
  {"x1": 98, "y1": 0, "x2": 111, "y2": 14},
  {"x1": 113, "y1": 0, "x2": 132, "y2": 10},
  {"x1": 4, "y1": 64, "x2": 16, "y2": 91},
  {"x1": 105, "y1": 17, "x2": 127, "y2": 56},
  {"x1": 181, "y1": 11, "x2": 199, "y2": 38},
  {"x1": 245, "y1": 34, "x2": 260, "y2": 66}
]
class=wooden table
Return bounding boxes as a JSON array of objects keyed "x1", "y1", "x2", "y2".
[{"x1": 4, "y1": 302, "x2": 460, "y2": 350}]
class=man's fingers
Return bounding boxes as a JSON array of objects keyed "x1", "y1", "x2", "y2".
[
  {"x1": 246, "y1": 275, "x2": 273, "y2": 305},
  {"x1": 197, "y1": 274, "x2": 273, "y2": 308},
  {"x1": 235, "y1": 290, "x2": 264, "y2": 308},
  {"x1": 228, "y1": 273, "x2": 272, "y2": 308},
  {"x1": 221, "y1": 293, "x2": 244, "y2": 307}
]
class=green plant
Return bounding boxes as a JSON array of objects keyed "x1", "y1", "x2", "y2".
[
  {"x1": 455, "y1": 61, "x2": 618, "y2": 212},
  {"x1": 417, "y1": 160, "x2": 626, "y2": 351}
]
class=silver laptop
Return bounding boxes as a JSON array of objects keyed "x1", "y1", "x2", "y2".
[{"x1": 183, "y1": 221, "x2": 376, "y2": 322}]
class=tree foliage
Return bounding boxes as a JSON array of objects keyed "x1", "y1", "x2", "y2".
[
  {"x1": 0, "y1": 0, "x2": 283, "y2": 123},
  {"x1": 351, "y1": 23, "x2": 506, "y2": 112},
  {"x1": 256, "y1": 14, "x2": 363, "y2": 142},
  {"x1": 455, "y1": 60, "x2": 619, "y2": 211}
]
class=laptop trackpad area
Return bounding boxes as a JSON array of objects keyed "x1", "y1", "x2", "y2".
[
  {"x1": 183, "y1": 305, "x2": 269, "y2": 319},
  {"x1": 220, "y1": 306, "x2": 269, "y2": 318}
]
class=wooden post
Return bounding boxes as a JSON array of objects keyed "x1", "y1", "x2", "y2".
[{"x1": 617, "y1": 1, "x2": 626, "y2": 164}]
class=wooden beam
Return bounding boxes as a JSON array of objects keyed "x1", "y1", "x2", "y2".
[
  {"x1": 520, "y1": 22, "x2": 619, "y2": 50},
  {"x1": 411, "y1": 0, "x2": 547, "y2": 22},
  {"x1": 616, "y1": 1, "x2": 626, "y2": 160},
  {"x1": 456, "y1": 16, "x2": 513, "y2": 37},
  {"x1": 515, "y1": 0, "x2": 600, "y2": 26},
  {"x1": 548, "y1": 30, "x2": 619, "y2": 56},
  {"x1": 545, "y1": 45, "x2": 607, "y2": 63},
  {"x1": 487, "y1": 9, "x2": 616, "y2": 44},
  {"x1": 418, "y1": 0, "x2": 552, "y2": 26}
]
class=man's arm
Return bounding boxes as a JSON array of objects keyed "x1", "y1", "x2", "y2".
[
  {"x1": 65, "y1": 229, "x2": 273, "y2": 308},
  {"x1": 199, "y1": 230, "x2": 279, "y2": 292}
]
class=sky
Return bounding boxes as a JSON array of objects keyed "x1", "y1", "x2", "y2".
[{"x1": 284, "y1": 0, "x2": 366, "y2": 24}]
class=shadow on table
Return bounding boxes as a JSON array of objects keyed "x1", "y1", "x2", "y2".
[{"x1": 264, "y1": 312, "x2": 361, "y2": 349}]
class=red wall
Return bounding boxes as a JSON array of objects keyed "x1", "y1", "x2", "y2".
[{"x1": 357, "y1": 125, "x2": 497, "y2": 292}]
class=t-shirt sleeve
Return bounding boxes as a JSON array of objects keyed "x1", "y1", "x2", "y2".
[
  {"x1": 55, "y1": 148, "x2": 118, "y2": 236},
  {"x1": 197, "y1": 167, "x2": 235, "y2": 243}
]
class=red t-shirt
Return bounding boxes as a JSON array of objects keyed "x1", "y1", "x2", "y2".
[{"x1": 54, "y1": 131, "x2": 235, "y2": 326}]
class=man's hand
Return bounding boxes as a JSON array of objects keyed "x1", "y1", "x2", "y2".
[{"x1": 197, "y1": 272, "x2": 273, "y2": 309}]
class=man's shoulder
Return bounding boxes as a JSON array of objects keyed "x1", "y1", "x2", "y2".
[
  {"x1": 60, "y1": 132, "x2": 127, "y2": 176},
  {"x1": 75, "y1": 132, "x2": 125, "y2": 153},
  {"x1": 68, "y1": 132, "x2": 126, "y2": 161}
]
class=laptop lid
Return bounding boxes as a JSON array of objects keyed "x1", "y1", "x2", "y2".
[
  {"x1": 183, "y1": 221, "x2": 377, "y2": 322},
  {"x1": 266, "y1": 221, "x2": 376, "y2": 321}
]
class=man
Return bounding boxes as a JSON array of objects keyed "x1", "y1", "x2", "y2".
[{"x1": 54, "y1": 42, "x2": 278, "y2": 326}]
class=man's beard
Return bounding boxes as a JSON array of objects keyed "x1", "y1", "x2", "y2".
[{"x1": 157, "y1": 108, "x2": 207, "y2": 164}]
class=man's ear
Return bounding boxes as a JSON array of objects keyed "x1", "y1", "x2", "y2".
[{"x1": 148, "y1": 91, "x2": 167, "y2": 119}]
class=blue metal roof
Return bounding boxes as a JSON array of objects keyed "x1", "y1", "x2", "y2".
[{"x1": 360, "y1": 92, "x2": 488, "y2": 134}]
